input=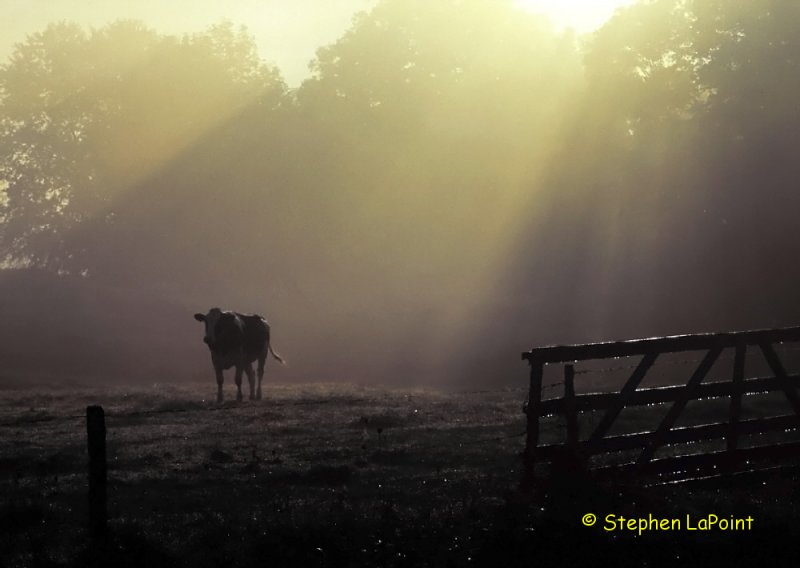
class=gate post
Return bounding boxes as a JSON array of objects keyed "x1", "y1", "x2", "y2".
[
  {"x1": 522, "y1": 355, "x2": 543, "y2": 490},
  {"x1": 727, "y1": 343, "x2": 746, "y2": 452},
  {"x1": 564, "y1": 364, "x2": 579, "y2": 455}
]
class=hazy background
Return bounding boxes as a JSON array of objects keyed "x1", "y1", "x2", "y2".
[{"x1": 2, "y1": 0, "x2": 799, "y2": 388}]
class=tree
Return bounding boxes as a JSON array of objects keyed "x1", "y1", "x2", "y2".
[
  {"x1": 0, "y1": 22, "x2": 102, "y2": 269},
  {"x1": 531, "y1": 0, "x2": 800, "y2": 336},
  {"x1": 0, "y1": 20, "x2": 286, "y2": 273},
  {"x1": 294, "y1": 0, "x2": 583, "y2": 273}
]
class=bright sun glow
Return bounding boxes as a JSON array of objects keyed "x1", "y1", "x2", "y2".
[{"x1": 516, "y1": 0, "x2": 637, "y2": 32}]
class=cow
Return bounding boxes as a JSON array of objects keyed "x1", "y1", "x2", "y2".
[{"x1": 193, "y1": 308, "x2": 284, "y2": 402}]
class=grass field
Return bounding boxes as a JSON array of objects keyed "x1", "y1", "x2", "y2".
[{"x1": 2, "y1": 381, "x2": 800, "y2": 567}]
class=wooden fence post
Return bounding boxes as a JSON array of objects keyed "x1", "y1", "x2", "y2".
[{"x1": 87, "y1": 405, "x2": 107, "y2": 537}]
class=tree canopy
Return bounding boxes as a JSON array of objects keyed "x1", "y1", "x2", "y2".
[{"x1": 0, "y1": 20, "x2": 285, "y2": 271}]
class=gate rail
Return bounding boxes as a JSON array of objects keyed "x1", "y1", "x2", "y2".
[{"x1": 521, "y1": 326, "x2": 800, "y2": 487}]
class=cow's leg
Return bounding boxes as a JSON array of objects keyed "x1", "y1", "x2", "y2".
[
  {"x1": 234, "y1": 366, "x2": 244, "y2": 402},
  {"x1": 245, "y1": 364, "x2": 256, "y2": 400},
  {"x1": 215, "y1": 368, "x2": 224, "y2": 403},
  {"x1": 256, "y1": 353, "x2": 266, "y2": 400}
]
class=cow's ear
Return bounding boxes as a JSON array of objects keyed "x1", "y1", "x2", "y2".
[{"x1": 194, "y1": 313, "x2": 206, "y2": 322}]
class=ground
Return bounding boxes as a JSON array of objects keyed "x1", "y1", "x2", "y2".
[{"x1": 1, "y1": 381, "x2": 799, "y2": 567}]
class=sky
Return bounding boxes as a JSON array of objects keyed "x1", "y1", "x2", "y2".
[
  {"x1": 517, "y1": 0, "x2": 636, "y2": 33},
  {"x1": 1, "y1": 0, "x2": 634, "y2": 87}
]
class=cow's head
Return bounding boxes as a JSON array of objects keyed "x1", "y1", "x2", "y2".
[{"x1": 194, "y1": 307, "x2": 227, "y2": 348}]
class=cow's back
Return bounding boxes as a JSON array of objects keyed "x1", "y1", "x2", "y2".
[{"x1": 238, "y1": 313, "x2": 269, "y2": 360}]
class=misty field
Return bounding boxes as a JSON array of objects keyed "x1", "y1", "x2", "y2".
[{"x1": 3, "y1": 381, "x2": 800, "y2": 567}]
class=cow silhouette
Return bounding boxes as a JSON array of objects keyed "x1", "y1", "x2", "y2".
[{"x1": 194, "y1": 308, "x2": 284, "y2": 402}]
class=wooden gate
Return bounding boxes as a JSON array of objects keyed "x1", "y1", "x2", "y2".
[{"x1": 521, "y1": 326, "x2": 800, "y2": 487}]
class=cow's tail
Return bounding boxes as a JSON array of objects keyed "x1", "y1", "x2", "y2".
[{"x1": 269, "y1": 343, "x2": 286, "y2": 365}]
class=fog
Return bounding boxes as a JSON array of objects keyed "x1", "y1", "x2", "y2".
[{"x1": 2, "y1": 0, "x2": 800, "y2": 388}]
